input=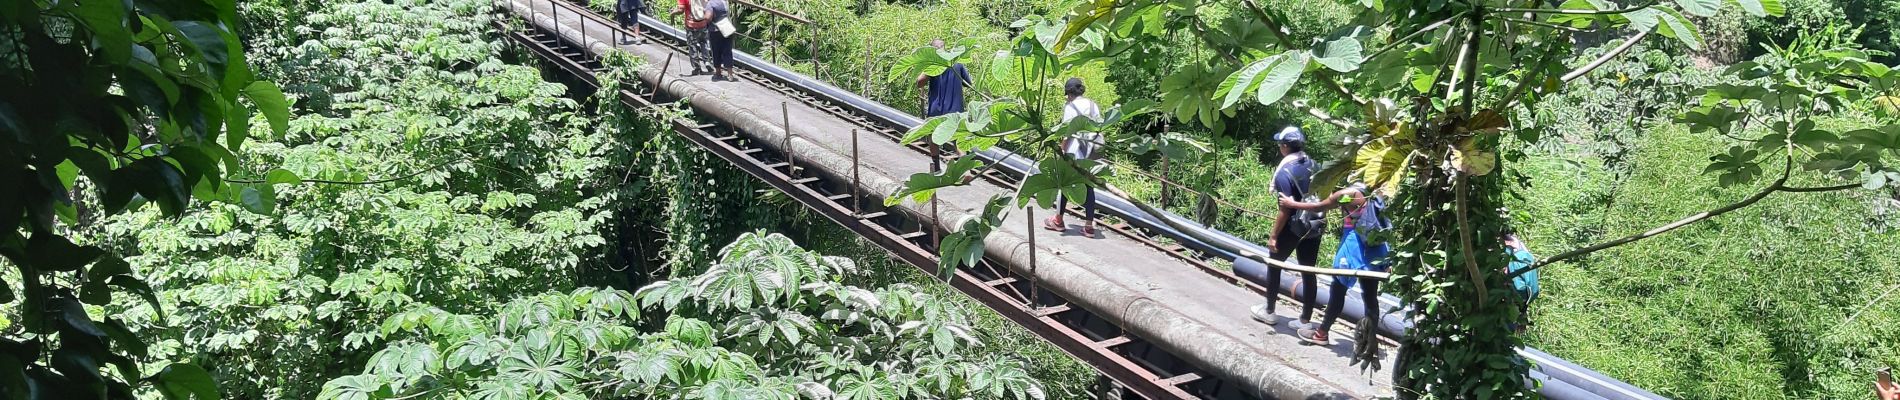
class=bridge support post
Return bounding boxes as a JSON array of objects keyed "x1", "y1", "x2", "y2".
[
  {"x1": 851, "y1": 129, "x2": 861, "y2": 214},
  {"x1": 1028, "y1": 206, "x2": 1038, "y2": 308},
  {"x1": 782, "y1": 102, "x2": 795, "y2": 176}
]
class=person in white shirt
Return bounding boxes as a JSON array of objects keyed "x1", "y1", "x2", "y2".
[{"x1": 1043, "y1": 78, "x2": 1105, "y2": 237}]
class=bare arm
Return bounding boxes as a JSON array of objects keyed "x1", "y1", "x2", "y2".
[{"x1": 1279, "y1": 190, "x2": 1350, "y2": 211}]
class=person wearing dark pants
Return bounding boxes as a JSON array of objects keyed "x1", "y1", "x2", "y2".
[
  {"x1": 706, "y1": 0, "x2": 734, "y2": 80},
  {"x1": 913, "y1": 39, "x2": 970, "y2": 173},
  {"x1": 1280, "y1": 183, "x2": 1392, "y2": 345},
  {"x1": 615, "y1": 0, "x2": 645, "y2": 45},
  {"x1": 1253, "y1": 126, "x2": 1321, "y2": 330}
]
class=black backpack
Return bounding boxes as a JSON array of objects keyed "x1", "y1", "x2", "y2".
[{"x1": 1283, "y1": 160, "x2": 1327, "y2": 240}]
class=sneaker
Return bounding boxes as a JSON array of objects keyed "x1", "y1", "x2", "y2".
[
  {"x1": 619, "y1": 38, "x2": 634, "y2": 45},
  {"x1": 1250, "y1": 304, "x2": 1283, "y2": 325},
  {"x1": 1287, "y1": 319, "x2": 1313, "y2": 331},
  {"x1": 1297, "y1": 327, "x2": 1329, "y2": 345}
]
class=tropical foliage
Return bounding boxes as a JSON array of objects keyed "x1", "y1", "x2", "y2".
[
  {"x1": 873, "y1": 0, "x2": 1900, "y2": 397},
  {"x1": 325, "y1": 232, "x2": 1045, "y2": 400},
  {"x1": 2, "y1": 0, "x2": 287, "y2": 397},
  {"x1": 75, "y1": 0, "x2": 619, "y2": 397}
]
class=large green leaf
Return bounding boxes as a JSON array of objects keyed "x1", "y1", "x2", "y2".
[
  {"x1": 886, "y1": 156, "x2": 982, "y2": 206},
  {"x1": 1729, "y1": 0, "x2": 1785, "y2": 17},
  {"x1": 1675, "y1": 0, "x2": 1722, "y2": 16},
  {"x1": 151, "y1": 363, "x2": 220, "y2": 400},
  {"x1": 1216, "y1": 51, "x2": 1311, "y2": 109},
  {"x1": 1313, "y1": 36, "x2": 1366, "y2": 73},
  {"x1": 241, "y1": 81, "x2": 289, "y2": 141}
]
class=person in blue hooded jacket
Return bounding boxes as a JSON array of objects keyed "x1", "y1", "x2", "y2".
[
  {"x1": 1504, "y1": 230, "x2": 1539, "y2": 333},
  {"x1": 1279, "y1": 182, "x2": 1390, "y2": 345}
]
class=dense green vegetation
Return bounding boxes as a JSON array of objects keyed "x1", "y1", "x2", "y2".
[
  {"x1": 5, "y1": 0, "x2": 1896, "y2": 398},
  {"x1": 327, "y1": 232, "x2": 1044, "y2": 399},
  {"x1": 717, "y1": 0, "x2": 1900, "y2": 398}
]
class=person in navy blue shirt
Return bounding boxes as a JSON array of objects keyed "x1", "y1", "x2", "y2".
[
  {"x1": 1252, "y1": 127, "x2": 1323, "y2": 332},
  {"x1": 914, "y1": 39, "x2": 970, "y2": 172}
]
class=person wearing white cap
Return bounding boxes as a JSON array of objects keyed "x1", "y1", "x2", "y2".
[{"x1": 1251, "y1": 126, "x2": 1324, "y2": 332}]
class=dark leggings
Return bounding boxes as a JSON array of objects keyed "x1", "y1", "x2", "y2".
[
  {"x1": 709, "y1": 31, "x2": 734, "y2": 69},
  {"x1": 1318, "y1": 277, "x2": 1380, "y2": 333},
  {"x1": 1056, "y1": 188, "x2": 1096, "y2": 222},
  {"x1": 1265, "y1": 233, "x2": 1320, "y2": 321}
]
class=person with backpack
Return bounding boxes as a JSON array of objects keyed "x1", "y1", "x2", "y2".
[
  {"x1": 1252, "y1": 126, "x2": 1322, "y2": 331},
  {"x1": 615, "y1": 0, "x2": 646, "y2": 45},
  {"x1": 1279, "y1": 182, "x2": 1392, "y2": 346},
  {"x1": 1504, "y1": 230, "x2": 1539, "y2": 333},
  {"x1": 671, "y1": 0, "x2": 713, "y2": 75},
  {"x1": 706, "y1": 0, "x2": 735, "y2": 81},
  {"x1": 1042, "y1": 78, "x2": 1105, "y2": 237},
  {"x1": 913, "y1": 39, "x2": 970, "y2": 173}
]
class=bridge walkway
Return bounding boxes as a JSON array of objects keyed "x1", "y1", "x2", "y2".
[{"x1": 501, "y1": 0, "x2": 1408, "y2": 398}]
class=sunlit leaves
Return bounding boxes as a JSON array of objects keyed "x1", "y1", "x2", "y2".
[
  {"x1": 1217, "y1": 51, "x2": 1311, "y2": 108},
  {"x1": 1627, "y1": 6, "x2": 1704, "y2": 50},
  {"x1": 1313, "y1": 36, "x2": 1366, "y2": 73},
  {"x1": 1160, "y1": 63, "x2": 1236, "y2": 132},
  {"x1": 888, "y1": 43, "x2": 973, "y2": 83},
  {"x1": 1730, "y1": 0, "x2": 1786, "y2": 17}
]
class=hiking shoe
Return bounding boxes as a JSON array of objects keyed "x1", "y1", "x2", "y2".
[
  {"x1": 1297, "y1": 327, "x2": 1329, "y2": 345},
  {"x1": 1042, "y1": 217, "x2": 1065, "y2": 232},
  {"x1": 1250, "y1": 304, "x2": 1283, "y2": 325}
]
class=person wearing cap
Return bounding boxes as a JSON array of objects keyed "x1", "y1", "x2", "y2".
[{"x1": 1251, "y1": 126, "x2": 1323, "y2": 331}]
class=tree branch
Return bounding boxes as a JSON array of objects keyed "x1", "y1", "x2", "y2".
[
  {"x1": 1560, "y1": 29, "x2": 1651, "y2": 83},
  {"x1": 1781, "y1": 183, "x2": 1861, "y2": 192},
  {"x1": 1454, "y1": 173, "x2": 1490, "y2": 304},
  {"x1": 1364, "y1": 11, "x2": 1469, "y2": 62},
  {"x1": 1508, "y1": 145, "x2": 1863, "y2": 279},
  {"x1": 1493, "y1": 0, "x2": 1658, "y2": 15}
]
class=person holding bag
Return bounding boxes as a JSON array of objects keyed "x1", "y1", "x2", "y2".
[
  {"x1": 1251, "y1": 126, "x2": 1324, "y2": 331},
  {"x1": 706, "y1": 0, "x2": 735, "y2": 81}
]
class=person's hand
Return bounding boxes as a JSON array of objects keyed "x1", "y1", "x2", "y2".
[
  {"x1": 1278, "y1": 194, "x2": 1297, "y2": 209},
  {"x1": 1878, "y1": 370, "x2": 1899, "y2": 400},
  {"x1": 1268, "y1": 235, "x2": 1280, "y2": 252}
]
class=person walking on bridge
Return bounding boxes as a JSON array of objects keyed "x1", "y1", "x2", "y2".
[
  {"x1": 672, "y1": 0, "x2": 713, "y2": 75},
  {"x1": 1253, "y1": 126, "x2": 1322, "y2": 331},
  {"x1": 1043, "y1": 78, "x2": 1104, "y2": 237},
  {"x1": 1280, "y1": 182, "x2": 1393, "y2": 346},
  {"x1": 706, "y1": 0, "x2": 735, "y2": 81},
  {"x1": 615, "y1": 0, "x2": 646, "y2": 45},
  {"x1": 914, "y1": 39, "x2": 970, "y2": 173}
]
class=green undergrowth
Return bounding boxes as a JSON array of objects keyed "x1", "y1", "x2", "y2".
[{"x1": 1516, "y1": 124, "x2": 1900, "y2": 399}]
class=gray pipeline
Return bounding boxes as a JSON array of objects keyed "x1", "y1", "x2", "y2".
[{"x1": 610, "y1": 11, "x2": 1665, "y2": 400}]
